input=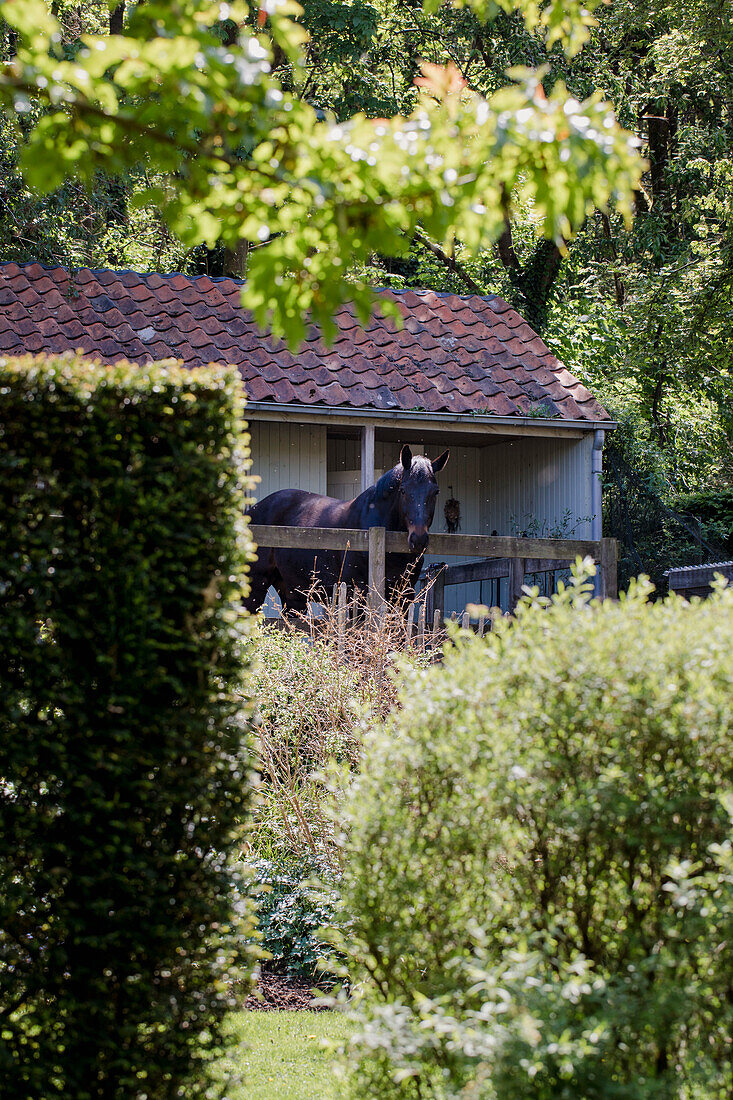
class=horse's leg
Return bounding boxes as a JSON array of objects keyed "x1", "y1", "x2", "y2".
[
  {"x1": 387, "y1": 556, "x2": 422, "y2": 612},
  {"x1": 243, "y1": 559, "x2": 278, "y2": 614},
  {"x1": 273, "y1": 573, "x2": 309, "y2": 618}
]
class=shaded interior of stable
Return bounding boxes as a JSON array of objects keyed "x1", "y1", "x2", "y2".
[{"x1": 248, "y1": 419, "x2": 598, "y2": 616}]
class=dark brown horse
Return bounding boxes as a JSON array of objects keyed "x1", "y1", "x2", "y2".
[{"x1": 244, "y1": 445, "x2": 449, "y2": 613}]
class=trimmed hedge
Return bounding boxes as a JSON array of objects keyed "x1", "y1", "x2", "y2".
[
  {"x1": 0, "y1": 353, "x2": 255, "y2": 1098},
  {"x1": 340, "y1": 571, "x2": 733, "y2": 1098}
]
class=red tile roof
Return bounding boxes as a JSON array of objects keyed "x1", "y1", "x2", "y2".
[{"x1": 0, "y1": 262, "x2": 609, "y2": 421}]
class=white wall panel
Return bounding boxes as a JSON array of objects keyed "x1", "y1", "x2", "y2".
[
  {"x1": 248, "y1": 419, "x2": 327, "y2": 503},
  {"x1": 480, "y1": 434, "x2": 594, "y2": 539}
]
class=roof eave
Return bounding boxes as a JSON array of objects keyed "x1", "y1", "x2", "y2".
[{"x1": 245, "y1": 400, "x2": 616, "y2": 434}]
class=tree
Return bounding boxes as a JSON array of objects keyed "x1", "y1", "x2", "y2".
[{"x1": 0, "y1": 0, "x2": 641, "y2": 345}]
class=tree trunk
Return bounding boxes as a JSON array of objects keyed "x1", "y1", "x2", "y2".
[
  {"x1": 515, "y1": 238, "x2": 564, "y2": 332},
  {"x1": 494, "y1": 219, "x2": 564, "y2": 332},
  {"x1": 600, "y1": 212, "x2": 626, "y2": 307},
  {"x1": 644, "y1": 106, "x2": 671, "y2": 208},
  {"x1": 222, "y1": 240, "x2": 250, "y2": 278},
  {"x1": 109, "y1": 3, "x2": 125, "y2": 34}
]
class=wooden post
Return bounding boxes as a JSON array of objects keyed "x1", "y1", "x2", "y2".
[
  {"x1": 508, "y1": 557, "x2": 525, "y2": 613},
  {"x1": 432, "y1": 564, "x2": 445, "y2": 619},
  {"x1": 368, "y1": 525, "x2": 386, "y2": 610},
  {"x1": 424, "y1": 574, "x2": 435, "y2": 622},
  {"x1": 432, "y1": 609, "x2": 441, "y2": 639},
  {"x1": 478, "y1": 613, "x2": 486, "y2": 637},
  {"x1": 418, "y1": 601, "x2": 426, "y2": 651},
  {"x1": 360, "y1": 424, "x2": 375, "y2": 494},
  {"x1": 599, "y1": 538, "x2": 618, "y2": 600},
  {"x1": 461, "y1": 611, "x2": 470, "y2": 629}
]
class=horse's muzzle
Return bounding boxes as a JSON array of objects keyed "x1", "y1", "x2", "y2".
[{"x1": 408, "y1": 528, "x2": 429, "y2": 554}]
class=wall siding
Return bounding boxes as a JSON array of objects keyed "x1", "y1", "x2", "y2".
[
  {"x1": 480, "y1": 433, "x2": 595, "y2": 539},
  {"x1": 249, "y1": 420, "x2": 327, "y2": 501}
]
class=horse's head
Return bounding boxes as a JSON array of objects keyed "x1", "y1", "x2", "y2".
[{"x1": 396, "y1": 444, "x2": 450, "y2": 553}]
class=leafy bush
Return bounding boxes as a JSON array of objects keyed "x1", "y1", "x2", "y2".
[
  {"x1": 338, "y1": 568, "x2": 733, "y2": 1098},
  {"x1": 670, "y1": 487, "x2": 733, "y2": 556},
  {"x1": 252, "y1": 857, "x2": 345, "y2": 982},
  {"x1": 0, "y1": 353, "x2": 256, "y2": 1099}
]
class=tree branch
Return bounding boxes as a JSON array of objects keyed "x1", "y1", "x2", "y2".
[{"x1": 411, "y1": 230, "x2": 484, "y2": 295}]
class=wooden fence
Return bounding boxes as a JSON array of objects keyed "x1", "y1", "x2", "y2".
[{"x1": 249, "y1": 525, "x2": 618, "y2": 614}]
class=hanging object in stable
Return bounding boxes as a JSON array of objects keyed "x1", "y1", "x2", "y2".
[{"x1": 444, "y1": 488, "x2": 461, "y2": 534}]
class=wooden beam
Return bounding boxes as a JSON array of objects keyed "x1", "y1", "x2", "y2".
[
  {"x1": 439, "y1": 557, "x2": 573, "y2": 586},
  {"x1": 249, "y1": 525, "x2": 600, "y2": 562},
  {"x1": 368, "y1": 525, "x2": 386, "y2": 609},
  {"x1": 249, "y1": 524, "x2": 368, "y2": 551},
  {"x1": 361, "y1": 424, "x2": 375, "y2": 493},
  {"x1": 247, "y1": 403, "x2": 590, "y2": 440},
  {"x1": 386, "y1": 531, "x2": 598, "y2": 560}
]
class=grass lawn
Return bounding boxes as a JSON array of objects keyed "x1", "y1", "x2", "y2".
[{"x1": 216, "y1": 1010, "x2": 353, "y2": 1099}]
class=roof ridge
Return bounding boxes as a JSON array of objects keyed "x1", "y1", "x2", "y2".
[
  {"x1": 0, "y1": 262, "x2": 501, "y2": 302},
  {"x1": 375, "y1": 285, "x2": 499, "y2": 303}
]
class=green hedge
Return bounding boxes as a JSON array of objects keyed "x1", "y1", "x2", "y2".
[
  {"x1": 0, "y1": 353, "x2": 255, "y2": 1098},
  {"x1": 339, "y1": 570, "x2": 733, "y2": 1098}
]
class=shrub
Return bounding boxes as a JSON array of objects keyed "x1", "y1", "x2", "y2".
[
  {"x1": 0, "y1": 353, "x2": 256, "y2": 1099},
  {"x1": 245, "y1": 623, "x2": 364, "y2": 868},
  {"x1": 243, "y1": 599, "x2": 428, "y2": 984},
  {"x1": 338, "y1": 568, "x2": 733, "y2": 1098},
  {"x1": 244, "y1": 597, "x2": 423, "y2": 866},
  {"x1": 252, "y1": 857, "x2": 345, "y2": 982}
]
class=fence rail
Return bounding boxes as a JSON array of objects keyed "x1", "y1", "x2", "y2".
[{"x1": 248, "y1": 524, "x2": 618, "y2": 611}]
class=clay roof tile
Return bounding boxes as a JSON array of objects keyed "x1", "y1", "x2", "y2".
[{"x1": 0, "y1": 262, "x2": 609, "y2": 422}]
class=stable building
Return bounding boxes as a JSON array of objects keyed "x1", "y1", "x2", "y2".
[{"x1": 0, "y1": 262, "x2": 614, "y2": 612}]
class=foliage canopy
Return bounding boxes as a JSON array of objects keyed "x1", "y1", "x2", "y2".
[{"x1": 0, "y1": 0, "x2": 641, "y2": 344}]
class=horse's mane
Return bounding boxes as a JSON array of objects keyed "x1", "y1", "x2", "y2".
[{"x1": 373, "y1": 464, "x2": 401, "y2": 499}]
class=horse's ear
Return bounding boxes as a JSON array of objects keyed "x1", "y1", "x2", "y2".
[
  {"x1": 432, "y1": 449, "x2": 450, "y2": 474},
  {"x1": 400, "y1": 444, "x2": 413, "y2": 472}
]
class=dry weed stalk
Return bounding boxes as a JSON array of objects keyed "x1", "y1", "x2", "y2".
[{"x1": 246, "y1": 578, "x2": 442, "y2": 868}]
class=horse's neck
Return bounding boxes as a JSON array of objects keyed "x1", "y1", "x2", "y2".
[{"x1": 348, "y1": 485, "x2": 401, "y2": 530}]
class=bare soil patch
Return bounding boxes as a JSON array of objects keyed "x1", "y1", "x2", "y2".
[{"x1": 244, "y1": 973, "x2": 331, "y2": 1012}]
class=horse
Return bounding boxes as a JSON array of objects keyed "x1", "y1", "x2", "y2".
[{"x1": 243, "y1": 444, "x2": 450, "y2": 614}]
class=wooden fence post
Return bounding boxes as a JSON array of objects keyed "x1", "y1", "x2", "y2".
[
  {"x1": 508, "y1": 557, "x2": 525, "y2": 612},
  {"x1": 432, "y1": 564, "x2": 445, "y2": 619},
  {"x1": 599, "y1": 538, "x2": 618, "y2": 600},
  {"x1": 368, "y1": 525, "x2": 386, "y2": 611}
]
